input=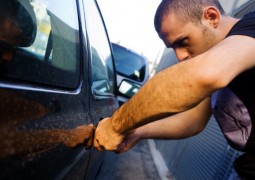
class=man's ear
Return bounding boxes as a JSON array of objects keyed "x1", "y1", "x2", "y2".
[{"x1": 203, "y1": 6, "x2": 220, "y2": 28}]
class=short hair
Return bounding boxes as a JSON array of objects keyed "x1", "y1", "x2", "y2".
[{"x1": 154, "y1": 0, "x2": 226, "y2": 33}]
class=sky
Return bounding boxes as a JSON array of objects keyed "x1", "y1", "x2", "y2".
[
  {"x1": 97, "y1": 0, "x2": 165, "y2": 63},
  {"x1": 97, "y1": 0, "x2": 250, "y2": 67}
]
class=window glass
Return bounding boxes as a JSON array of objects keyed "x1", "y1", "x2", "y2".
[
  {"x1": 84, "y1": 0, "x2": 115, "y2": 94},
  {"x1": 0, "y1": 0, "x2": 80, "y2": 88}
]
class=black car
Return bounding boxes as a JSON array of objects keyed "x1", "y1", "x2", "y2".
[
  {"x1": 0, "y1": 0, "x2": 145, "y2": 179},
  {"x1": 111, "y1": 43, "x2": 150, "y2": 105}
]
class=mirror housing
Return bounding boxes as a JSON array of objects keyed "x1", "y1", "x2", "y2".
[
  {"x1": 117, "y1": 79, "x2": 141, "y2": 105},
  {"x1": 111, "y1": 43, "x2": 149, "y2": 105}
]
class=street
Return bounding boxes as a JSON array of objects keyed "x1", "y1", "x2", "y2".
[{"x1": 95, "y1": 140, "x2": 160, "y2": 180}]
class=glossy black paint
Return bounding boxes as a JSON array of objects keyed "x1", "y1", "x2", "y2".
[{"x1": 0, "y1": 0, "x2": 118, "y2": 179}]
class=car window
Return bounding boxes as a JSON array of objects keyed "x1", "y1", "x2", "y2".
[
  {"x1": 84, "y1": 0, "x2": 115, "y2": 94},
  {"x1": 112, "y1": 43, "x2": 146, "y2": 82},
  {"x1": 0, "y1": 0, "x2": 80, "y2": 89}
]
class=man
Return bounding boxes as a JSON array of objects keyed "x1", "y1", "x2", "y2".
[{"x1": 94, "y1": 0, "x2": 255, "y2": 178}]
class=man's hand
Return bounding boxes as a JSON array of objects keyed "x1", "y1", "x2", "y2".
[
  {"x1": 93, "y1": 118, "x2": 124, "y2": 152},
  {"x1": 116, "y1": 129, "x2": 142, "y2": 154}
]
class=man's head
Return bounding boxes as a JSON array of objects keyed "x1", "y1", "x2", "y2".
[{"x1": 154, "y1": 0, "x2": 227, "y2": 61}]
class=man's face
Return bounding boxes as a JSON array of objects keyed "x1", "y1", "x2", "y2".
[{"x1": 159, "y1": 12, "x2": 217, "y2": 61}]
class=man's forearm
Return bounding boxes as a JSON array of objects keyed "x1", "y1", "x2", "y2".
[
  {"x1": 135, "y1": 116, "x2": 199, "y2": 140},
  {"x1": 111, "y1": 57, "x2": 215, "y2": 133},
  {"x1": 110, "y1": 36, "x2": 255, "y2": 134},
  {"x1": 135, "y1": 98, "x2": 211, "y2": 140}
]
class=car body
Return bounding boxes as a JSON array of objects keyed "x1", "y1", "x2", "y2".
[
  {"x1": 0, "y1": 0, "x2": 144, "y2": 179},
  {"x1": 111, "y1": 43, "x2": 150, "y2": 105}
]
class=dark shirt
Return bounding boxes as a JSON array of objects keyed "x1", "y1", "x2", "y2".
[{"x1": 212, "y1": 11, "x2": 255, "y2": 152}]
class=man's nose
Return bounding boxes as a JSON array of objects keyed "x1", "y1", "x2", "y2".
[{"x1": 175, "y1": 49, "x2": 190, "y2": 62}]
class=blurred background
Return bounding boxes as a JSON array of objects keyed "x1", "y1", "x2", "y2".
[
  {"x1": 97, "y1": 0, "x2": 251, "y2": 76},
  {"x1": 97, "y1": 0, "x2": 163, "y2": 75}
]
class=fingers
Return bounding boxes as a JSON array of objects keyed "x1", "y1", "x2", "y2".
[
  {"x1": 85, "y1": 123, "x2": 136, "y2": 154},
  {"x1": 92, "y1": 118, "x2": 125, "y2": 152},
  {"x1": 85, "y1": 135, "x2": 93, "y2": 150},
  {"x1": 115, "y1": 130, "x2": 140, "y2": 154},
  {"x1": 82, "y1": 124, "x2": 95, "y2": 149},
  {"x1": 93, "y1": 132, "x2": 121, "y2": 152},
  {"x1": 114, "y1": 142, "x2": 126, "y2": 154},
  {"x1": 93, "y1": 137, "x2": 104, "y2": 152}
]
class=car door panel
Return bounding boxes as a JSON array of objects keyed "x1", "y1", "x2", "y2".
[
  {"x1": 0, "y1": 0, "x2": 96, "y2": 179},
  {"x1": 0, "y1": 0, "x2": 126, "y2": 179},
  {"x1": 0, "y1": 87, "x2": 93, "y2": 178}
]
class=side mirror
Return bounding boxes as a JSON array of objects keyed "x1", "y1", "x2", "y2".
[
  {"x1": 118, "y1": 79, "x2": 141, "y2": 99},
  {"x1": 111, "y1": 43, "x2": 149, "y2": 105}
]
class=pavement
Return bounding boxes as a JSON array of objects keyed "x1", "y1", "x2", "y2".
[{"x1": 95, "y1": 140, "x2": 161, "y2": 180}]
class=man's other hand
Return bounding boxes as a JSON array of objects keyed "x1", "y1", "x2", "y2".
[{"x1": 115, "y1": 129, "x2": 141, "y2": 154}]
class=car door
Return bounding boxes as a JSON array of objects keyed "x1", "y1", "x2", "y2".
[
  {"x1": 62, "y1": 0, "x2": 119, "y2": 179},
  {"x1": 84, "y1": 0, "x2": 118, "y2": 126},
  {"x1": 81, "y1": 0, "x2": 119, "y2": 178},
  {"x1": 0, "y1": 0, "x2": 118, "y2": 179}
]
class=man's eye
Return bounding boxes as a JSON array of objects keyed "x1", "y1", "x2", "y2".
[
  {"x1": 174, "y1": 38, "x2": 189, "y2": 48},
  {"x1": 180, "y1": 39, "x2": 189, "y2": 46}
]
